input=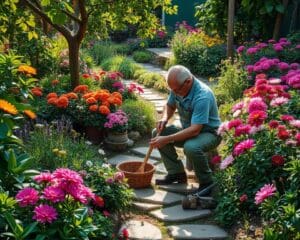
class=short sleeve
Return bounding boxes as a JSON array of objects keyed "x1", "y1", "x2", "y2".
[
  {"x1": 191, "y1": 97, "x2": 210, "y2": 125},
  {"x1": 167, "y1": 91, "x2": 176, "y2": 107}
]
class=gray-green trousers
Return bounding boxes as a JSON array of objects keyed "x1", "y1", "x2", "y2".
[{"x1": 152, "y1": 125, "x2": 222, "y2": 184}]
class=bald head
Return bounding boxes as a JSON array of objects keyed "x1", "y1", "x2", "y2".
[{"x1": 167, "y1": 65, "x2": 192, "y2": 85}]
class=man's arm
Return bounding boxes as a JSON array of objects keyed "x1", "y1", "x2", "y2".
[{"x1": 150, "y1": 124, "x2": 203, "y2": 148}]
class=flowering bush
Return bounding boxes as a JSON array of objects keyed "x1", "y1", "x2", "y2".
[
  {"x1": 214, "y1": 69, "x2": 300, "y2": 238},
  {"x1": 44, "y1": 85, "x2": 123, "y2": 129},
  {"x1": 104, "y1": 109, "x2": 128, "y2": 133},
  {"x1": 3, "y1": 168, "x2": 132, "y2": 239}
]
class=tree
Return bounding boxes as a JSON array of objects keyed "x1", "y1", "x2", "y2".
[{"x1": 19, "y1": 0, "x2": 177, "y2": 88}]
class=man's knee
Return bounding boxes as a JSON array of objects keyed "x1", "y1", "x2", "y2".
[{"x1": 184, "y1": 141, "x2": 203, "y2": 156}]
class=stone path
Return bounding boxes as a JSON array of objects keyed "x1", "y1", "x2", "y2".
[{"x1": 109, "y1": 54, "x2": 228, "y2": 239}]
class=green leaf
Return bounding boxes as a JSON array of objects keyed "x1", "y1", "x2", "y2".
[
  {"x1": 52, "y1": 12, "x2": 67, "y2": 25},
  {"x1": 22, "y1": 222, "x2": 38, "y2": 238},
  {"x1": 264, "y1": 1, "x2": 274, "y2": 13},
  {"x1": 0, "y1": 123, "x2": 9, "y2": 139},
  {"x1": 7, "y1": 149, "x2": 17, "y2": 171},
  {"x1": 35, "y1": 235, "x2": 46, "y2": 240},
  {"x1": 275, "y1": 4, "x2": 285, "y2": 13},
  {"x1": 41, "y1": 0, "x2": 50, "y2": 6},
  {"x1": 4, "y1": 212, "x2": 23, "y2": 236}
]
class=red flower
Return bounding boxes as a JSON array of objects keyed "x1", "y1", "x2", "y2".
[
  {"x1": 122, "y1": 228, "x2": 129, "y2": 238},
  {"x1": 56, "y1": 96, "x2": 69, "y2": 108},
  {"x1": 278, "y1": 129, "x2": 290, "y2": 140},
  {"x1": 103, "y1": 210, "x2": 110, "y2": 217},
  {"x1": 82, "y1": 73, "x2": 90, "y2": 79},
  {"x1": 228, "y1": 119, "x2": 243, "y2": 129},
  {"x1": 93, "y1": 195, "x2": 105, "y2": 208},
  {"x1": 269, "y1": 120, "x2": 279, "y2": 129},
  {"x1": 51, "y1": 79, "x2": 60, "y2": 86},
  {"x1": 239, "y1": 194, "x2": 248, "y2": 202},
  {"x1": 271, "y1": 155, "x2": 285, "y2": 166},
  {"x1": 248, "y1": 110, "x2": 268, "y2": 126},
  {"x1": 211, "y1": 155, "x2": 221, "y2": 165}
]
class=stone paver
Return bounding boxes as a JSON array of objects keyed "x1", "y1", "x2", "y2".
[
  {"x1": 108, "y1": 155, "x2": 157, "y2": 166},
  {"x1": 153, "y1": 163, "x2": 167, "y2": 174},
  {"x1": 130, "y1": 147, "x2": 161, "y2": 160},
  {"x1": 158, "y1": 182, "x2": 199, "y2": 194},
  {"x1": 134, "y1": 188, "x2": 183, "y2": 205},
  {"x1": 133, "y1": 202, "x2": 162, "y2": 211},
  {"x1": 141, "y1": 94, "x2": 166, "y2": 101},
  {"x1": 168, "y1": 224, "x2": 228, "y2": 240},
  {"x1": 120, "y1": 220, "x2": 162, "y2": 240},
  {"x1": 147, "y1": 48, "x2": 173, "y2": 59},
  {"x1": 150, "y1": 205, "x2": 211, "y2": 223}
]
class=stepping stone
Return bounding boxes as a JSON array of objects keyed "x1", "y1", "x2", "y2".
[
  {"x1": 150, "y1": 205, "x2": 211, "y2": 223},
  {"x1": 141, "y1": 94, "x2": 166, "y2": 100},
  {"x1": 152, "y1": 101, "x2": 166, "y2": 108},
  {"x1": 108, "y1": 155, "x2": 157, "y2": 166},
  {"x1": 130, "y1": 147, "x2": 161, "y2": 160},
  {"x1": 168, "y1": 224, "x2": 228, "y2": 239},
  {"x1": 120, "y1": 220, "x2": 162, "y2": 240},
  {"x1": 158, "y1": 182, "x2": 199, "y2": 194},
  {"x1": 156, "y1": 106, "x2": 164, "y2": 113},
  {"x1": 154, "y1": 163, "x2": 167, "y2": 174},
  {"x1": 150, "y1": 100, "x2": 167, "y2": 105},
  {"x1": 133, "y1": 202, "x2": 162, "y2": 211},
  {"x1": 134, "y1": 188, "x2": 183, "y2": 205}
]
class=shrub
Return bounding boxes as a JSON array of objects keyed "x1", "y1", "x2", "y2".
[
  {"x1": 137, "y1": 72, "x2": 168, "y2": 92},
  {"x1": 144, "y1": 28, "x2": 173, "y2": 48},
  {"x1": 213, "y1": 60, "x2": 249, "y2": 106},
  {"x1": 101, "y1": 55, "x2": 142, "y2": 79},
  {"x1": 122, "y1": 99, "x2": 156, "y2": 134},
  {"x1": 132, "y1": 50, "x2": 153, "y2": 63},
  {"x1": 24, "y1": 120, "x2": 102, "y2": 171},
  {"x1": 133, "y1": 68, "x2": 147, "y2": 79}
]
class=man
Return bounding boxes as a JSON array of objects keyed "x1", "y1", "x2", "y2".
[{"x1": 150, "y1": 65, "x2": 221, "y2": 208}]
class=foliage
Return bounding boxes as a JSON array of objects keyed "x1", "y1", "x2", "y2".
[
  {"x1": 213, "y1": 60, "x2": 249, "y2": 106},
  {"x1": 24, "y1": 120, "x2": 102, "y2": 171},
  {"x1": 132, "y1": 50, "x2": 153, "y2": 63},
  {"x1": 137, "y1": 72, "x2": 168, "y2": 93},
  {"x1": 195, "y1": 0, "x2": 286, "y2": 42},
  {"x1": 144, "y1": 28, "x2": 173, "y2": 48},
  {"x1": 125, "y1": 38, "x2": 146, "y2": 54},
  {"x1": 170, "y1": 25, "x2": 226, "y2": 77},
  {"x1": 87, "y1": 41, "x2": 130, "y2": 65},
  {"x1": 122, "y1": 99, "x2": 156, "y2": 134},
  {"x1": 101, "y1": 55, "x2": 143, "y2": 79},
  {"x1": 214, "y1": 69, "x2": 300, "y2": 231}
]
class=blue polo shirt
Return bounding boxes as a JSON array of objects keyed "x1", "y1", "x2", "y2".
[{"x1": 167, "y1": 78, "x2": 221, "y2": 129}]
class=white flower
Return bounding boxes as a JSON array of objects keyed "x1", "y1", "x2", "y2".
[
  {"x1": 233, "y1": 110, "x2": 242, "y2": 118},
  {"x1": 98, "y1": 149, "x2": 105, "y2": 155},
  {"x1": 268, "y1": 78, "x2": 281, "y2": 85},
  {"x1": 34, "y1": 124, "x2": 44, "y2": 129},
  {"x1": 102, "y1": 163, "x2": 111, "y2": 169},
  {"x1": 86, "y1": 160, "x2": 93, "y2": 167},
  {"x1": 85, "y1": 141, "x2": 92, "y2": 145}
]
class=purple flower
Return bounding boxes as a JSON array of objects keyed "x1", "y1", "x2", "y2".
[
  {"x1": 278, "y1": 62, "x2": 290, "y2": 71},
  {"x1": 273, "y1": 44, "x2": 283, "y2": 52},
  {"x1": 246, "y1": 47, "x2": 258, "y2": 55},
  {"x1": 237, "y1": 46, "x2": 245, "y2": 53}
]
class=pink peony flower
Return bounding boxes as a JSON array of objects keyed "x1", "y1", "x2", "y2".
[
  {"x1": 16, "y1": 187, "x2": 39, "y2": 207},
  {"x1": 296, "y1": 44, "x2": 300, "y2": 49},
  {"x1": 248, "y1": 110, "x2": 268, "y2": 127},
  {"x1": 278, "y1": 62, "x2": 290, "y2": 71},
  {"x1": 249, "y1": 125, "x2": 265, "y2": 135},
  {"x1": 232, "y1": 101, "x2": 244, "y2": 112},
  {"x1": 114, "y1": 172, "x2": 125, "y2": 182},
  {"x1": 290, "y1": 63, "x2": 299, "y2": 70},
  {"x1": 246, "y1": 65, "x2": 254, "y2": 74},
  {"x1": 286, "y1": 139, "x2": 297, "y2": 146},
  {"x1": 233, "y1": 139, "x2": 255, "y2": 156},
  {"x1": 33, "y1": 204, "x2": 58, "y2": 223},
  {"x1": 43, "y1": 186, "x2": 65, "y2": 203},
  {"x1": 220, "y1": 155, "x2": 234, "y2": 170},
  {"x1": 52, "y1": 168, "x2": 83, "y2": 188},
  {"x1": 247, "y1": 97, "x2": 267, "y2": 113},
  {"x1": 290, "y1": 120, "x2": 300, "y2": 129},
  {"x1": 237, "y1": 46, "x2": 245, "y2": 53},
  {"x1": 234, "y1": 124, "x2": 251, "y2": 137},
  {"x1": 239, "y1": 194, "x2": 248, "y2": 202},
  {"x1": 270, "y1": 97, "x2": 289, "y2": 107},
  {"x1": 295, "y1": 132, "x2": 300, "y2": 145},
  {"x1": 228, "y1": 119, "x2": 243, "y2": 129},
  {"x1": 273, "y1": 44, "x2": 283, "y2": 52},
  {"x1": 255, "y1": 184, "x2": 276, "y2": 204},
  {"x1": 34, "y1": 172, "x2": 52, "y2": 184},
  {"x1": 217, "y1": 121, "x2": 229, "y2": 136},
  {"x1": 246, "y1": 47, "x2": 258, "y2": 55},
  {"x1": 280, "y1": 115, "x2": 295, "y2": 122},
  {"x1": 269, "y1": 120, "x2": 279, "y2": 129}
]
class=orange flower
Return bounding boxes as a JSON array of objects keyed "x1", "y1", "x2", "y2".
[
  {"x1": 67, "y1": 92, "x2": 78, "y2": 100},
  {"x1": 99, "y1": 105, "x2": 110, "y2": 115},
  {"x1": 108, "y1": 96, "x2": 122, "y2": 105},
  {"x1": 86, "y1": 97, "x2": 97, "y2": 105},
  {"x1": 89, "y1": 105, "x2": 98, "y2": 112},
  {"x1": 51, "y1": 79, "x2": 60, "y2": 86},
  {"x1": 94, "y1": 92, "x2": 110, "y2": 101},
  {"x1": 47, "y1": 97, "x2": 57, "y2": 105},
  {"x1": 74, "y1": 85, "x2": 89, "y2": 93},
  {"x1": 56, "y1": 96, "x2": 69, "y2": 108},
  {"x1": 18, "y1": 65, "x2": 37, "y2": 75},
  {"x1": 112, "y1": 92, "x2": 122, "y2": 100},
  {"x1": 82, "y1": 73, "x2": 90, "y2": 79},
  {"x1": 99, "y1": 70, "x2": 106, "y2": 76},
  {"x1": 24, "y1": 110, "x2": 36, "y2": 119},
  {"x1": 47, "y1": 93, "x2": 58, "y2": 99},
  {"x1": 82, "y1": 92, "x2": 93, "y2": 99},
  {"x1": 0, "y1": 99, "x2": 18, "y2": 115},
  {"x1": 31, "y1": 87, "x2": 43, "y2": 97},
  {"x1": 101, "y1": 101, "x2": 110, "y2": 107}
]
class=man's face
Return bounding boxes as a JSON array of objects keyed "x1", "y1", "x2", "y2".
[{"x1": 168, "y1": 77, "x2": 191, "y2": 97}]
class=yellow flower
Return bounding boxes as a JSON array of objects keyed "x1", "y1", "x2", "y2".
[
  {"x1": 0, "y1": 99, "x2": 18, "y2": 115},
  {"x1": 24, "y1": 110, "x2": 36, "y2": 119},
  {"x1": 18, "y1": 65, "x2": 37, "y2": 75},
  {"x1": 52, "y1": 148, "x2": 59, "y2": 153},
  {"x1": 58, "y1": 150, "x2": 67, "y2": 157}
]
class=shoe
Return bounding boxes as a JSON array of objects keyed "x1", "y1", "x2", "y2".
[
  {"x1": 155, "y1": 172, "x2": 187, "y2": 185},
  {"x1": 181, "y1": 182, "x2": 216, "y2": 210}
]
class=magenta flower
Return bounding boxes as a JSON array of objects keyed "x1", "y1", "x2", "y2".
[
  {"x1": 233, "y1": 139, "x2": 255, "y2": 156},
  {"x1": 232, "y1": 101, "x2": 244, "y2": 112},
  {"x1": 220, "y1": 155, "x2": 234, "y2": 170},
  {"x1": 246, "y1": 47, "x2": 258, "y2": 55},
  {"x1": 52, "y1": 168, "x2": 83, "y2": 188},
  {"x1": 273, "y1": 44, "x2": 283, "y2": 52},
  {"x1": 255, "y1": 184, "x2": 276, "y2": 204},
  {"x1": 217, "y1": 121, "x2": 229, "y2": 136},
  {"x1": 269, "y1": 120, "x2": 279, "y2": 129},
  {"x1": 33, "y1": 204, "x2": 58, "y2": 223},
  {"x1": 16, "y1": 187, "x2": 39, "y2": 207},
  {"x1": 290, "y1": 120, "x2": 300, "y2": 129},
  {"x1": 234, "y1": 124, "x2": 251, "y2": 137},
  {"x1": 278, "y1": 62, "x2": 290, "y2": 71},
  {"x1": 236, "y1": 46, "x2": 245, "y2": 53},
  {"x1": 113, "y1": 171, "x2": 125, "y2": 182},
  {"x1": 34, "y1": 172, "x2": 52, "y2": 184},
  {"x1": 228, "y1": 119, "x2": 243, "y2": 129},
  {"x1": 280, "y1": 115, "x2": 295, "y2": 122},
  {"x1": 248, "y1": 97, "x2": 267, "y2": 113},
  {"x1": 290, "y1": 63, "x2": 299, "y2": 70},
  {"x1": 248, "y1": 110, "x2": 268, "y2": 127},
  {"x1": 43, "y1": 186, "x2": 65, "y2": 203}
]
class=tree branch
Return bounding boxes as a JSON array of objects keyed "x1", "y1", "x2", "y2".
[
  {"x1": 22, "y1": 0, "x2": 71, "y2": 39},
  {"x1": 76, "y1": 0, "x2": 88, "y2": 42},
  {"x1": 53, "y1": 0, "x2": 82, "y2": 23}
]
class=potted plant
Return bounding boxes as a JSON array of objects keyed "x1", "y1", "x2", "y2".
[{"x1": 104, "y1": 109, "x2": 129, "y2": 150}]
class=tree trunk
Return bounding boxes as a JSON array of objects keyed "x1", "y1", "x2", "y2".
[
  {"x1": 68, "y1": 38, "x2": 80, "y2": 88},
  {"x1": 227, "y1": 0, "x2": 235, "y2": 60},
  {"x1": 273, "y1": 0, "x2": 289, "y2": 40}
]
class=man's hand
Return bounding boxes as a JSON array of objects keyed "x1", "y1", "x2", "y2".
[
  {"x1": 150, "y1": 135, "x2": 170, "y2": 149},
  {"x1": 156, "y1": 120, "x2": 167, "y2": 133}
]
